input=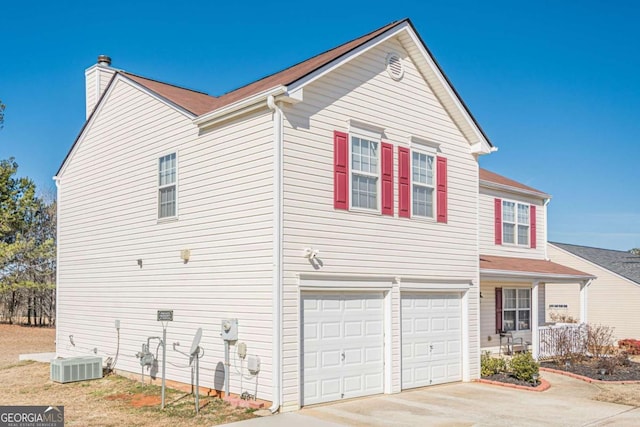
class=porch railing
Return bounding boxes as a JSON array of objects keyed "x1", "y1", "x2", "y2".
[{"x1": 538, "y1": 323, "x2": 587, "y2": 360}]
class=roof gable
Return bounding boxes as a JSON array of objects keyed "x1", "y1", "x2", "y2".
[
  {"x1": 480, "y1": 168, "x2": 549, "y2": 199},
  {"x1": 550, "y1": 242, "x2": 640, "y2": 286},
  {"x1": 125, "y1": 19, "x2": 494, "y2": 151},
  {"x1": 123, "y1": 73, "x2": 218, "y2": 116}
]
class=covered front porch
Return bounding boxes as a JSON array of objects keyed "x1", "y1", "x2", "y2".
[{"x1": 479, "y1": 255, "x2": 595, "y2": 359}]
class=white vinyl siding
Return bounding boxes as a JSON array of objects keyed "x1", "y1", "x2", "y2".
[
  {"x1": 281, "y1": 38, "x2": 481, "y2": 409},
  {"x1": 350, "y1": 136, "x2": 379, "y2": 210},
  {"x1": 57, "y1": 77, "x2": 275, "y2": 402},
  {"x1": 411, "y1": 151, "x2": 434, "y2": 218},
  {"x1": 158, "y1": 153, "x2": 177, "y2": 218}
]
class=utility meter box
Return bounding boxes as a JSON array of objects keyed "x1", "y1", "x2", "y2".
[{"x1": 221, "y1": 318, "x2": 238, "y2": 341}]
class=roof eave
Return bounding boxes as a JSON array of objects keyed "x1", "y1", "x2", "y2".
[
  {"x1": 480, "y1": 268, "x2": 595, "y2": 282},
  {"x1": 480, "y1": 179, "x2": 551, "y2": 200},
  {"x1": 193, "y1": 85, "x2": 293, "y2": 128}
]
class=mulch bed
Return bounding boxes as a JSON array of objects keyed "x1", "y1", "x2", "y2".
[
  {"x1": 481, "y1": 373, "x2": 539, "y2": 388},
  {"x1": 540, "y1": 358, "x2": 640, "y2": 382}
]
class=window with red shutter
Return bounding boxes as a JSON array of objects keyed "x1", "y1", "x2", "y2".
[
  {"x1": 494, "y1": 198, "x2": 502, "y2": 245},
  {"x1": 333, "y1": 131, "x2": 349, "y2": 210},
  {"x1": 398, "y1": 147, "x2": 410, "y2": 218},
  {"x1": 436, "y1": 156, "x2": 447, "y2": 223},
  {"x1": 381, "y1": 142, "x2": 394, "y2": 216},
  {"x1": 530, "y1": 205, "x2": 537, "y2": 248}
]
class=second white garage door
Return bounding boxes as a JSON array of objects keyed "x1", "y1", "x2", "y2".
[
  {"x1": 302, "y1": 293, "x2": 384, "y2": 406},
  {"x1": 401, "y1": 293, "x2": 462, "y2": 389}
]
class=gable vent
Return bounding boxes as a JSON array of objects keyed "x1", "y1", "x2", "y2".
[{"x1": 386, "y1": 52, "x2": 404, "y2": 81}]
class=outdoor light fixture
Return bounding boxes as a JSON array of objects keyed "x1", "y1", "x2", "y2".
[
  {"x1": 302, "y1": 248, "x2": 320, "y2": 259},
  {"x1": 137, "y1": 259, "x2": 143, "y2": 268},
  {"x1": 532, "y1": 373, "x2": 539, "y2": 385}
]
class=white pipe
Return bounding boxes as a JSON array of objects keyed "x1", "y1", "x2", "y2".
[
  {"x1": 267, "y1": 94, "x2": 283, "y2": 413},
  {"x1": 54, "y1": 177, "x2": 61, "y2": 356},
  {"x1": 543, "y1": 198, "x2": 550, "y2": 260}
]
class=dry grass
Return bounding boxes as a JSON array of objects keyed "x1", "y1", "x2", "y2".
[
  {"x1": 0, "y1": 325, "x2": 256, "y2": 426},
  {"x1": 593, "y1": 382, "x2": 640, "y2": 407},
  {"x1": 592, "y1": 355, "x2": 640, "y2": 407}
]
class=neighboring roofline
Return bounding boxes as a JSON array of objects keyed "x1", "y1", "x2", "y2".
[
  {"x1": 480, "y1": 178, "x2": 551, "y2": 200},
  {"x1": 548, "y1": 242, "x2": 640, "y2": 287}
]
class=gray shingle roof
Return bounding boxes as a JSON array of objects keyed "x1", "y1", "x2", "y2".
[{"x1": 550, "y1": 242, "x2": 640, "y2": 285}]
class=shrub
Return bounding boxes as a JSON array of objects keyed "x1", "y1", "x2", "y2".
[
  {"x1": 618, "y1": 339, "x2": 640, "y2": 355},
  {"x1": 586, "y1": 324, "x2": 615, "y2": 358},
  {"x1": 481, "y1": 351, "x2": 507, "y2": 377},
  {"x1": 509, "y1": 352, "x2": 539, "y2": 382}
]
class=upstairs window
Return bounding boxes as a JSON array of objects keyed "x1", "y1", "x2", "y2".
[
  {"x1": 158, "y1": 153, "x2": 177, "y2": 219},
  {"x1": 502, "y1": 200, "x2": 529, "y2": 246},
  {"x1": 411, "y1": 151, "x2": 435, "y2": 218},
  {"x1": 351, "y1": 136, "x2": 379, "y2": 210},
  {"x1": 494, "y1": 198, "x2": 537, "y2": 248}
]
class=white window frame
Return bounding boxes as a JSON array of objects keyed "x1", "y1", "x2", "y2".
[
  {"x1": 503, "y1": 288, "x2": 531, "y2": 332},
  {"x1": 158, "y1": 152, "x2": 178, "y2": 220},
  {"x1": 409, "y1": 137, "x2": 438, "y2": 220},
  {"x1": 348, "y1": 122, "x2": 383, "y2": 213},
  {"x1": 502, "y1": 199, "x2": 530, "y2": 246}
]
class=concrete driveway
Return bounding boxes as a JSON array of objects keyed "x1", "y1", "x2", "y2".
[{"x1": 225, "y1": 372, "x2": 639, "y2": 427}]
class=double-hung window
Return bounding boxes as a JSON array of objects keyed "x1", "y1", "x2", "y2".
[
  {"x1": 351, "y1": 136, "x2": 379, "y2": 210},
  {"x1": 158, "y1": 153, "x2": 177, "y2": 219},
  {"x1": 503, "y1": 288, "x2": 531, "y2": 331},
  {"x1": 411, "y1": 151, "x2": 435, "y2": 218},
  {"x1": 502, "y1": 200, "x2": 529, "y2": 245}
]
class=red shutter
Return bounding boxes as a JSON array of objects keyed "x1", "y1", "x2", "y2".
[
  {"x1": 398, "y1": 147, "x2": 410, "y2": 218},
  {"x1": 530, "y1": 205, "x2": 537, "y2": 248},
  {"x1": 381, "y1": 142, "x2": 394, "y2": 216},
  {"x1": 333, "y1": 131, "x2": 349, "y2": 210},
  {"x1": 495, "y1": 287, "x2": 503, "y2": 333},
  {"x1": 436, "y1": 156, "x2": 448, "y2": 223},
  {"x1": 494, "y1": 198, "x2": 502, "y2": 245}
]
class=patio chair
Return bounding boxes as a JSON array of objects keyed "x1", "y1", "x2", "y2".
[{"x1": 499, "y1": 331, "x2": 524, "y2": 355}]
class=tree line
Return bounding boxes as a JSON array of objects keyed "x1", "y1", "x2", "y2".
[
  {"x1": 0, "y1": 158, "x2": 56, "y2": 325},
  {"x1": 0, "y1": 100, "x2": 56, "y2": 326}
]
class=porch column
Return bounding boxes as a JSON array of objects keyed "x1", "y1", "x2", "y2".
[
  {"x1": 579, "y1": 279, "x2": 591, "y2": 324},
  {"x1": 532, "y1": 280, "x2": 540, "y2": 359}
]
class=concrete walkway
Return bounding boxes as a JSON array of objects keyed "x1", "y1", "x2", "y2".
[
  {"x1": 224, "y1": 372, "x2": 639, "y2": 427},
  {"x1": 18, "y1": 352, "x2": 56, "y2": 363}
]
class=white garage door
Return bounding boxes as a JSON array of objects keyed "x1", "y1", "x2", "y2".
[
  {"x1": 401, "y1": 293, "x2": 462, "y2": 389},
  {"x1": 302, "y1": 293, "x2": 384, "y2": 406}
]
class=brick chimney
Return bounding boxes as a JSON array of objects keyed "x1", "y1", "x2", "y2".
[{"x1": 85, "y1": 55, "x2": 116, "y2": 119}]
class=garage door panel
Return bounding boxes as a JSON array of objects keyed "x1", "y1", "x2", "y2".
[
  {"x1": 302, "y1": 293, "x2": 384, "y2": 406},
  {"x1": 401, "y1": 293, "x2": 462, "y2": 389}
]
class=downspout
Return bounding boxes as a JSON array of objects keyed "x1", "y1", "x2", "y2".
[
  {"x1": 267, "y1": 94, "x2": 283, "y2": 413},
  {"x1": 53, "y1": 177, "x2": 61, "y2": 356},
  {"x1": 543, "y1": 198, "x2": 550, "y2": 260}
]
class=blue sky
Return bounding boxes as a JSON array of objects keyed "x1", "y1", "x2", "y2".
[{"x1": 0, "y1": 1, "x2": 638, "y2": 250}]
